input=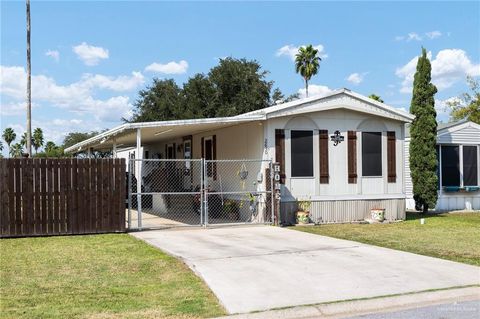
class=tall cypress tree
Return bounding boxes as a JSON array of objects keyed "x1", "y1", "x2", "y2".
[{"x1": 409, "y1": 48, "x2": 438, "y2": 213}]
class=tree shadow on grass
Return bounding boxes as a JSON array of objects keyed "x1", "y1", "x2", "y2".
[{"x1": 405, "y1": 211, "x2": 448, "y2": 221}]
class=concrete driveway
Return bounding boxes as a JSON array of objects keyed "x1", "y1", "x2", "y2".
[{"x1": 132, "y1": 226, "x2": 480, "y2": 314}]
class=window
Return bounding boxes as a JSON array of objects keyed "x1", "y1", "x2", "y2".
[
  {"x1": 291, "y1": 130, "x2": 313, "y2": 177},
  {"x1": 441, "y1": 146, "x2": 460, "y2": 186},
  {"x1": 463, "y1": 146, "x2": 478, "y2": 186},
  {"x1": 362, "y1": 132, "x2": 382, "y2": 176}
]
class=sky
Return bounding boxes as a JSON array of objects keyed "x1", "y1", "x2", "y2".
[{"x1": 1, "y1": 0, "x2": 479, "y2": 155}]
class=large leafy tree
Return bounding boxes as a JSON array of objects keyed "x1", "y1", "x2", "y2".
[
  {"x1": 129, "y1": 79, "x2": 184, "y2": 122},
  {"x1": 63, "y1": 131, "x2": 98, "y2": 149},
  {"x1": 2, "y1": 128, "x2": 16, "y2": 155},
  {"x1": 208, "y1": 57, "x2": 272, "y2": 117},
  {"x1": 447, "y1": 76, "x2": 480, "y2": 124},
  {"x1": 295, "y1": 45, "x2": 322, "y2": 97},
  {"x1": 182, "y1": 74, "x2": 216, "y2": 118},
  {"x1": 409, "y1": 48, "x2": 438, "y2": 213},
  {"x1": 32, "y1": 128, "x2": 44, "y2": 154},
  {"x1": 62, "y1": 131, "x2": 111, "y2": 158},
  {"x1": 128, "y1": 57, "x2": 274, "y2": 122}
]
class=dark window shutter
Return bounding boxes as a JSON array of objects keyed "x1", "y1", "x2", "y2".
[
  {"x1": 348, "y1": 131, "x2": 357, "y2": 183},
  {"x1": 387, "y1": 131, "x2": 396, "y2": 183},
  {"x1": 201, "y1": 137, "x2": 204, "y2": 158},
  {"x1": 164, "y1": 144, "x2": 167, "y2": 159},
  {"x1": 319, "y1": 130, "x2": 329, "y2": 184},
  {"x1": 172, "y1": 143, "x2": 176, "y2": 159},
  {"x1": 275, "y1": 129, "x2": 286, "y2": 184},
  {"x1": 212, "y1": 135, "x2": 217, "y2": 180}
]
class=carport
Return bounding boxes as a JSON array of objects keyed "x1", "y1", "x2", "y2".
[{"x1": 64, "y1": 115, "x2": 273, "y2": 229}]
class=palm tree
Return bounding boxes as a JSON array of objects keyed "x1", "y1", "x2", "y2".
[
  {"x1": 26, "y1": 0, "x2": 32, "y2": 156},
  {"x1": 45, "y1": 141, "x2": 56, "y2": 154},
  {"x1": 10, "y1": 143, "x2": 23, "y2": 158},
  {"x1": 295, "y1": 45, "x2": 322, "y2": 98},
  {"x1": 32, "y1": 128, "x2": 44, "y2": 154},
  {"x1": 2, "y1": 128, "x2": 16, "y2": 156},
  {"x1": 20, "y1": 132, "x2": 31, "y2": 147}
]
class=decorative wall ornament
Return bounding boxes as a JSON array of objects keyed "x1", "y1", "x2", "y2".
[{"x1": 330, "y1": 130, "x2": 345, "y2": 146}]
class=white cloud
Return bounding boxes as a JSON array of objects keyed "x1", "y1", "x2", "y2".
[
  {"x1": 396, "y1": 31, "x2": 443, "y2": 42},
  {"x1": 435, "y1": 97, "x2": 463, "y2": 116},
  {"x1": 396, "y1": 49, "x2": 480, "y2": 93},
  {"x1": 0, "y1": 65, "x2": 137, "y2": 122},
  {"x1": 72, "y1": 42, "x2": 109, "y2": 66},
  {"x1": 407, "y1": 32, "x2": 422, "y2": 41},
  {"x1": 80, "y1": 71, "x2": 145, "y2": 91},
  {"x1": 276, "y1": 44, "x2": 328, "y2": 61},
  {"x1": 425, "y1": 31, "x2": 442, "y2": 39},
  {"x1": 45, "y1": 49, "x2": 60, "y2": 62},
  {"x1": 297, "y1": 84, "x2": 333, "y2": 99},
  {"x1": 346, "y1": 72, "x2": 365, "y2": 85},
  {"x1": 0, "y1": 101, "x2": 38, "y2": 116},
  {"x1": 145, "y1": 60, "x2": 189, "y2": 74}
]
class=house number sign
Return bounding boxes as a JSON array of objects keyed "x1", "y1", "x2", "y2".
[
  {"x1": 273, "y1": 163, "x2": 281, "y2": 200},
  {"x1": 330, "y1": 130, "x2": 344, "y2": 146}
]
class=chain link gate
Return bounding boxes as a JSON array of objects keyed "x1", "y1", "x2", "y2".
[
  {"x1": 203, "y1": 159, "x2": 274, "y2": 225},
  {"x1": 127, "y1": 158, "x2": 273, "y2": 229}
]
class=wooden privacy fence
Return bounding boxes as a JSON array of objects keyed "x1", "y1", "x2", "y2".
[{"x1": 0, "y1": 158, "x2": 126, "y2": 238}]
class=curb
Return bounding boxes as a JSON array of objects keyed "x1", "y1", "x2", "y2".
[{"x1": 215, "y1": 286, "x2": 480, "y2": 319}]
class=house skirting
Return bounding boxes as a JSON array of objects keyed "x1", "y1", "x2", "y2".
[
  {"x1": 407, "y1": 192, "x2": 480, "y2": 212},
  {"x1": 280, "y1": 198, "x2": 406, "y2": 225}
]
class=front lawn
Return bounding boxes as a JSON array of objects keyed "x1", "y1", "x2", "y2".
[
  {"x1": 292, "y1": 212, "x2": 480, "y2": 266},
  {"x1": 0, "y1": 234, "x2": 225, "y2": 319}
]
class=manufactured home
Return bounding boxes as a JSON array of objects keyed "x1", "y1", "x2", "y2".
[
  {"x1": 65, "y1": 89, "x2": 414, "y2": 227},
  {"x1": 405, "y1": 120, "x2": 480, "y2": 211}
]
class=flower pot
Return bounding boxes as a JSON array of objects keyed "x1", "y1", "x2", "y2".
[
  {"x1": 296, "y1": 211, "x2": 310, "y2": 224},
  {"x1": 371, "y1": 209, "x2": 385, "y2": 222}
]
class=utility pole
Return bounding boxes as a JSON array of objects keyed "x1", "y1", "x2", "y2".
[{"x1": 26, "y1": 0, "x2": 32, "y2": 156}]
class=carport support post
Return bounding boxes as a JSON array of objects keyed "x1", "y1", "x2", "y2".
[
  {"x1": 112, "y1": 138, "x2": 117, "y2": 158},
  {"x1": 136, "y1": 128, "x2": 142, "y2": 229}
]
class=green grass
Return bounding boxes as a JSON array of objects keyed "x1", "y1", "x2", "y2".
[
  {"x1": 291, "y1": 212, "x2": 480, "y2": 266},
  {"x1": 0, "y1": 234, "x2": 225, "y2": 319}
]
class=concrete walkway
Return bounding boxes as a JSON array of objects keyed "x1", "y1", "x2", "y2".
[{"x1": 131, "y1": 226, "x2": 480, "y2": 314}]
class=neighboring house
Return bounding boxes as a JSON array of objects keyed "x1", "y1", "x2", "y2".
[
  {"x1": 65, "y1": 89, "x2": 414, "y2": 223},
  {"x1": 405, "y1": 120, "x2": 480, "y2": 211}
]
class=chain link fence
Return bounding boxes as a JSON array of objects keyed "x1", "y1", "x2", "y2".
[
  {"x1": 204, "y1": 159, "x2": 273, "y2": 225},
  {"x1": 128, "y1": 159, "x2": 204, "y2": 229},
  {"x1": 127, "y1": 158, "x2": 273, "y2": 229}
]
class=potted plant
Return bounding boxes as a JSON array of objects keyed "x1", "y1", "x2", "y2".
[
  {"x1": 224, "y1": 199, "x2": 240, "y2": 220},
  {"x1": 296, "y1": 199, "x2": 311, "y2": 224},
  {"x1": 370, "y1": 208, "x2": 385, "y2": 222}
]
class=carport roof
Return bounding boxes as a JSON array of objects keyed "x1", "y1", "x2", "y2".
[
  {"x1": 65, "y1": 88, "x2": 414, "y2": 153},
  {"x1": 64, "y1": 115, "x2": 265, "y2": 153}
]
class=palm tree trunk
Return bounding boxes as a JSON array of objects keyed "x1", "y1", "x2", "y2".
[
  {"x1": 305, "y1": 78, "x2": 309, "y2": 97},
  {"x1": 26, "y1": 0, "x2": 32, "y2": 157}
]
